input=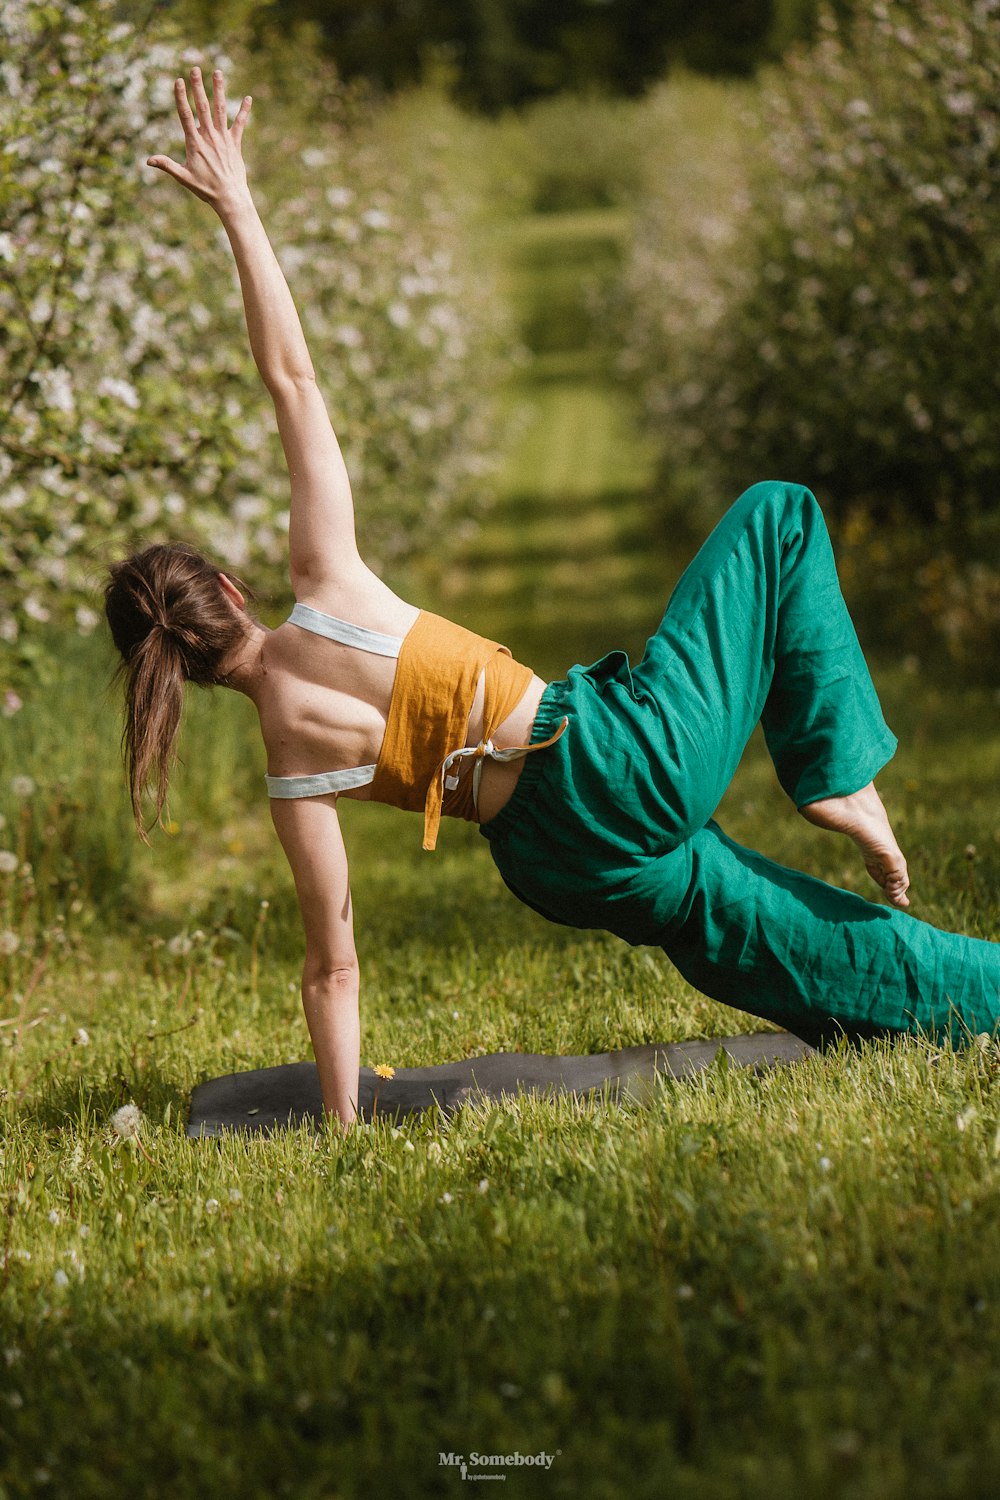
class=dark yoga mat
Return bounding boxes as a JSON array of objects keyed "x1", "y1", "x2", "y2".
[{"x1": 187, "y1": 1032, "x2": 816, "y2": 1137}]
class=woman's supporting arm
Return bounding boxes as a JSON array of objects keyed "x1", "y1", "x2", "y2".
[
  {"x1": 268, "y1": 795, "x2": 362, "y2": 1133},
  {"x1": 301, "y1": 964, "x2": 361, "y2": 1129},
  {"x1": 148, "y1": 66, "x2": 361, "y2": 586}
]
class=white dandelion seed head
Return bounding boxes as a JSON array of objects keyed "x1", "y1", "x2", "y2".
[
  {"x1": 0, "y1": 930, "x2": 20, "y2": 957},
  {"x1": 110, "y1": 1103, "x2": 142, "y2": 1139},
  {"x1": 0, "y1": 851, "x2": 17, "y2": 875},
  {"x1": 73, "y1": 1028, "x2": 89, "y2": 1046},
  {"x1": 11, "y1": 776, "x2": 35, "y2": 798},
  {"x1": 204, "y1": 1198, "x2": 220, "y2": 1214}
]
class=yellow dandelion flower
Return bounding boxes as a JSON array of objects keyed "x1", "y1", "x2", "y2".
[{"x1": 373, "y1": 1064, "x2": 395, "y2": 1080}]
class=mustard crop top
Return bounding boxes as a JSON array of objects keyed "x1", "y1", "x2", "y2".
[{"x1": 265, "y1": 603, "x2": 567, "y2": 850}]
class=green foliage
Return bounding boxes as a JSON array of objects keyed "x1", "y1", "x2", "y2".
[
  {"x1": 620, "y1": 1, "x2": 1000, "y2": 531},
  {"x1": 0, "y1": 0, "x2": 514, "y2": 685},
  {"x1": 153, "y1": 0, "x2": 853, "y2": 111},
  {"x1": 504, "y1": 93, "x2": 646, "y2": 214}
]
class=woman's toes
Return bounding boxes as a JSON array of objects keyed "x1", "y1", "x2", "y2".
[
  {"x1": 863, "y1": 849, "x2": 910, "y2": 904},
  {"x1": 879, "y1": 867, "x2": 910, "y2": 907}
]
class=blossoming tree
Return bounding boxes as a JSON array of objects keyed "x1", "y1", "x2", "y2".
[{"x1": 0, "y1": 0, "x2": 508, "y2": 679}]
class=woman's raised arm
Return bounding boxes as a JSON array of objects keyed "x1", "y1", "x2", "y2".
[{"x1": 148, "y1": 67, "x2": 361, "y2": 588}]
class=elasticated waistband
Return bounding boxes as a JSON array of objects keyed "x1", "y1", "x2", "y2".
[{"x1": 478, "y1": 680, "x2": 568, "y2": 842}]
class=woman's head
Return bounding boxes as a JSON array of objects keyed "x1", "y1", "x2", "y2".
[{"x1": 104, "y1": 542, "x2": 253, "y2": 840}]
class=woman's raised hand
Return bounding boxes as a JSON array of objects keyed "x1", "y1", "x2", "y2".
[{"x1": 147, "y1": 67, "x2": 253, "y2": 216}]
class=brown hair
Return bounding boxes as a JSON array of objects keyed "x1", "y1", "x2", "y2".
[{"x1": 104, "y1": 543, "x2": 253, "y2": 841}]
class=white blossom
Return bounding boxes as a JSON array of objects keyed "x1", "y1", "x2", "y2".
[
  {"x1": 22, "y1": 596, "x2": 50, "y2": 623},
  {"x1": 96, "y1": 376, "x2": 140, "y2": 410},
  {"x1": 34, "y1": 366, "x2": 75, "y2": 413}
]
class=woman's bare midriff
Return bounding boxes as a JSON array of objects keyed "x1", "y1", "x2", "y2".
[{"x1": 464, "y1": 670, "x2": 549, "y2": 826}]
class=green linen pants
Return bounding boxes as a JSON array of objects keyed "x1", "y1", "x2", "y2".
[{"x1": 481, "y1": 481, "x2": 1000, "y2": 1048}]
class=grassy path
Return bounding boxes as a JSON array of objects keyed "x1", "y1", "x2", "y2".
[{"x1": 438, "y1": 208, "x2": 669, "y2": 678}]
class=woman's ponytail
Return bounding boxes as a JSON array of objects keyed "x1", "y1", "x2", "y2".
[
  {"x1": 104, "y1": 544, "x2": 251, "y2": 841},
  {"x1": 121, "y1": 624, "x2": 187, "y2": 841}
]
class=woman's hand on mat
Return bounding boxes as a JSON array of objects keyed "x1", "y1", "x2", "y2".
[
  {"x1": 799, "y1": 782, "x2": 911, "y2": 909},
  {"x1": 147, "y1": 67, "x2": 253, "y2": 217}
]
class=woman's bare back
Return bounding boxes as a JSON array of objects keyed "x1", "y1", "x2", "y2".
[{"x1": 253, "y1": 564, "x2": 547, "y2": 820}]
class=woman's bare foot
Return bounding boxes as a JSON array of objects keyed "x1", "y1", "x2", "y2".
[{"x1": 798, "y1": 782, "x2": 911, "y2": 908}]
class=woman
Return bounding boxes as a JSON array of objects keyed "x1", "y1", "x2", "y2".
[{"x1": 106, "y1": 69, "x2": 1000, "y2": 1131}]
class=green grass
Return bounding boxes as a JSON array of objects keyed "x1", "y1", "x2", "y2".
[{"x1": 4, "y1": 203, "x2": 1000, "y2": 1499}]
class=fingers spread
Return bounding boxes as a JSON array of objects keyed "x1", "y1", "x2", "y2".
[{"x1": 212, "y1": 68, "x2": 227, "y2": 130}]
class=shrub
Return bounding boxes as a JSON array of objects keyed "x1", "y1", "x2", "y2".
[
  {"x1": 620, "y1": 1, "x2": 1000, "y2": 530},
  {"x1": 611, "y1": 74, "x2": 758, "y2": 541},
  {"x1": 0, "y1": 0, "x2": 512, "y2": 683},
  {"x1": 516, "y1": 92, "x2": 646, "y2": 214}
]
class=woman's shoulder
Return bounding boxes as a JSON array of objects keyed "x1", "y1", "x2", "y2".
[{"x1": 288, "y1": 560, "x2": 421, "y2": 640}]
